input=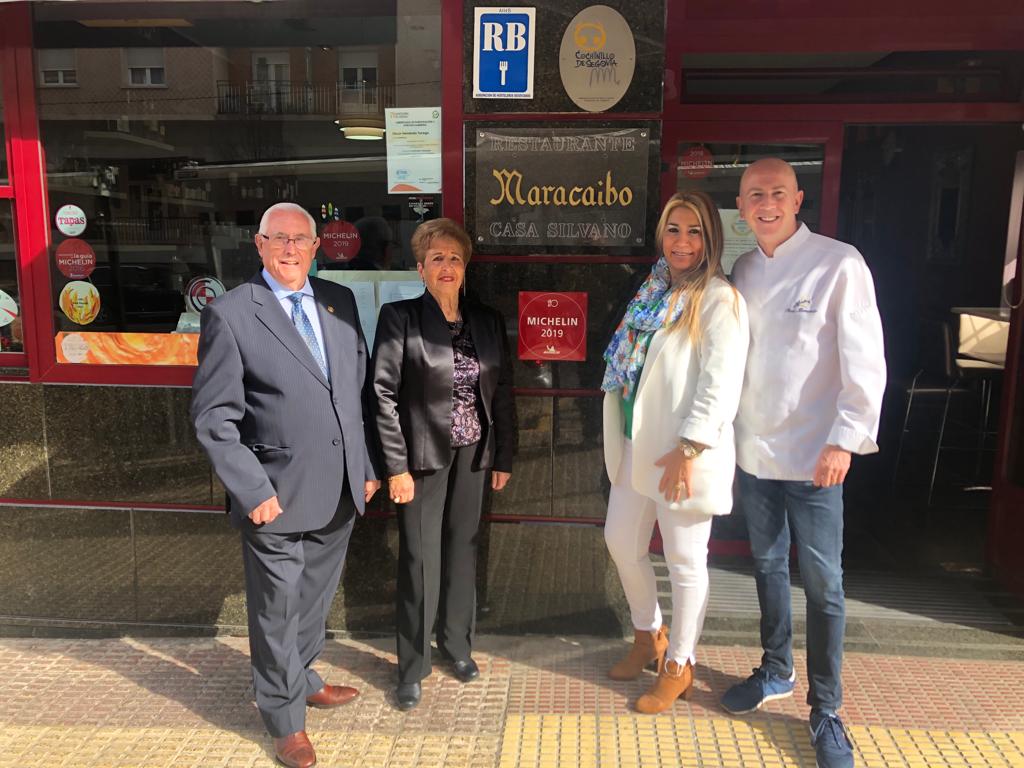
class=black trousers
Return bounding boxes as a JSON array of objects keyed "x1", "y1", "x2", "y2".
[
  {"x1": 396, "y1": 444, "x2": 487, "y2": 684},
  {"x1": 241, "y1": 496, "x2": 356, "y2": 738}
]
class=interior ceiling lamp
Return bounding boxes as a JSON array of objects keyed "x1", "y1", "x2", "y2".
[{"x1": 335, "y1": 119, "x2": 385, "y2": 141}]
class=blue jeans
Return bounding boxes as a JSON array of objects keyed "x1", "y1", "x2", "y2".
[{"x1": 738, "y1": 468, "x2": 845, "y2": 713}]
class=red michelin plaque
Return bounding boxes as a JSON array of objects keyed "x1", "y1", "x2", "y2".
[
  {"x1": 679, "y1": 145, "x2": 714, "y2": 179},
  {"x1": 319, "y1": 220, "x2": 361, "y2": 262},
  {"x1": 55, "y1": 238, "x2": 97, "y2": 279},
  {"x1": 518, "y1": 291, "x2": 587, "y2": 362}
]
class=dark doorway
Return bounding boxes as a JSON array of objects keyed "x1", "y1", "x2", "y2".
[{"x1": 839, "y1": 123, "x2": 1024, "y2": 571}]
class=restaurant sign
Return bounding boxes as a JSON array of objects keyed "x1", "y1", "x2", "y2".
[{"x1": 475, "y1": 126, "x2": 649, "y2": 248}]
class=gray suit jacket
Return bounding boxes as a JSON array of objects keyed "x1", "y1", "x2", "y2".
[{"x1": 191, "y1": 273, "x2": 379, "y2": 534}]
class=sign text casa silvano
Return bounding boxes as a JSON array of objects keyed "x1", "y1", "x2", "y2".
[{"x1": 475, "y1": 127, "x2": 649, "y2": 248}]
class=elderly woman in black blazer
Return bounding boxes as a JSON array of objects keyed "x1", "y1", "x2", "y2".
[{"x1": 372, "y1": 218, "x2": 516, "y2": 711}]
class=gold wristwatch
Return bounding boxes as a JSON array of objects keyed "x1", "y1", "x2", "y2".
[{"x1": 677, "y1": 438, "x2": 705, "y2": 460}]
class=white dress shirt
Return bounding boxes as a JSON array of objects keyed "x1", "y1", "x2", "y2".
[
  {"x1": 731, "y1": 223, "x2": 886, "y2": 481},
  {"x1": 261, "y1": 268, "x2": 329, "y2": 375}
]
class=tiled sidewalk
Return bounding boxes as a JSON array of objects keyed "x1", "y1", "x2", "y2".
[{"x1": 1, "y1": 635, "x2": 1023, "y2": 767}]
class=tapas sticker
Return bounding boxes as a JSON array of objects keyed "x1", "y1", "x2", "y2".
[
  {"x1": 55, "y1": 204, "x2": 87, "y2": 237},
  {"x1": 185, "y1": 276, "x2": 226, "y2": 313},
  {"x1": 55, "y1": 238, "x2": 97, "y2": 279},
  {"x1": 60, "y1": 332, "x2": 89, "y2": 363},
  {"x1": 0, "y1": 289, "x2": 18, "y2": 328},
  {"x1": 59, "y1": 281, "x2": 101, "y2": 326}
]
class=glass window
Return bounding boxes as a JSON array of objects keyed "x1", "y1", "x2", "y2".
[
  {"x1": 125, "y1": 48, "x2": 165, "y2": 87},
  {"x1": 0, "y1": 59, "x2": 7, "y2": 185},
  {"x1": 681, "y1": 51, "x2": 1024, "y2": 104},
  {"x1": 675, "y1": 141, "x2": 825, "y2": 273},
  {"x1": 38, "y1": 48, "x2": 77, "y2": 87},
  {"x1": 0, "y1": 201, "x2": 22, "y2": 353},
  {"x1": 34, "y1": 0, "x2": 442, "y2": 367}
]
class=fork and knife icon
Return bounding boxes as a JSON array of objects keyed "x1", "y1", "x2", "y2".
[{"x1": 498, "y1": 60, "x2": 508, "y2": 86}]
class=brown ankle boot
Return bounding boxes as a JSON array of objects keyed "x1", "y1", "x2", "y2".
[
  {"x1": 634, "y1": 659, "x2": 693, "y2": 714},
  {"x1": 608, "y1": 625, "x2": 668, "y2": 681}
]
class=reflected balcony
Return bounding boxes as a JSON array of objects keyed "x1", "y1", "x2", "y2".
[{"x1": 216, "y1": 80, "x2": 395, "y2": 117}]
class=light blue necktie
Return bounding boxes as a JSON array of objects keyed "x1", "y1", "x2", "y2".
[{"x1": 288, "y1": 292, "x2": 329, "y2": 379}]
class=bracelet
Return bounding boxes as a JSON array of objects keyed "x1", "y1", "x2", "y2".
[{"x1": 677, "y1": 438, "x2": 705, "y2": 460}]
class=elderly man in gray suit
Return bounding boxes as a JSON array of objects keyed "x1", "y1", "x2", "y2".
[{"x1": 192, "y1": 202, "x2": 380, "y2": 768}]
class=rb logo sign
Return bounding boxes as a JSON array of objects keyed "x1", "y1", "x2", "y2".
[{"x1": 473, "y1": 7, "x2": 535, "y2": 99}]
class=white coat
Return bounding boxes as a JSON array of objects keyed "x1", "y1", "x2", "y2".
[{"x1": 603, "y1": 277, "x2": 749, "y2": 515}]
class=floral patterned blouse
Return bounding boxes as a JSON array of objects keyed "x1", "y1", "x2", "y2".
[{"x1": 448, "y1": 320, "x2": 483, "y2": 447}]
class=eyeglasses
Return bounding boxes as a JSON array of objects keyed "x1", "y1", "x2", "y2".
[{"x1": 259, "y1": 233, "x2": 317, "y2": 250}]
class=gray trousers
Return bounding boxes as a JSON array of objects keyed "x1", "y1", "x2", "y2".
[{"x1": 241, "y1": 498, "x2": 356, "y2": 738}]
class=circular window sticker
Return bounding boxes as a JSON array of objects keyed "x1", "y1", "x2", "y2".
[
  {"x1": 185, "y1": 276, "x2": 226, "y2": 313},
  {"x1": 60, "y1": 333, "x2": 90, "y2": 363},
  {"x1": 55, "y1": 238, "x2": 97, "y2": 279},
  {"x1": 55, "y1": 204, "x2": 87, "y2": 237},
  {"x1": 0, "y1": 289, "x2": 18, "y2": 328},
  {"x1": 559, "y1": 5, "x2": 636, "y2": 113},
  {"x1": 59, "y1": 280, "x2": 101, "y2": 326},
  {"x1": 679, "y1": 146, "x2": 714, "y2": 180},
  {"x1": 731, "y1": 216, "x2": 752, "y2": 237},
  {"x1": 320, "y1": 220, "x2": 362, "y2": 262}
]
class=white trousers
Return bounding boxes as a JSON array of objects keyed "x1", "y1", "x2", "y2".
[{"x1": 604, "y1": 440, "x2": 714, "y2": 666}]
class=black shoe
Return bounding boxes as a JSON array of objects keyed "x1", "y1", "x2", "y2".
[
  {"x1": 452, "y1": 658, "x2": 479, "y2": 683},
  {"x1": 395, "y1": 682, "x2": 421, "y2": 710}
]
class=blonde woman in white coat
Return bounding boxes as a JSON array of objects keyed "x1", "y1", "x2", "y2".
[{"x1": 601, "y1": 190, "x2": 749, "y2": 713}]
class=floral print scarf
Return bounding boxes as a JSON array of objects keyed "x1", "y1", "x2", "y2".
[{"x1": 601, "y1": 256, "x2": 685, "y2": 398}]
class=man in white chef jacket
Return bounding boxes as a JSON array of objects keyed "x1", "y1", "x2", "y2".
[{"x1": 720, "y1": 158, "x2": 885, "y2": 768}]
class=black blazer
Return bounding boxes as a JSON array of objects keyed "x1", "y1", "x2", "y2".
[{"x1": 372, "y1": 290, "x2": 516, "y2": 476}]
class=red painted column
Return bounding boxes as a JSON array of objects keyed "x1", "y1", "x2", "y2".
[
  {"x1": 440, "y1": 0, "x2": 464, "y2": 224},
  {"x1": 3, "y1": 2, "x2": 53, "y2": 381}
]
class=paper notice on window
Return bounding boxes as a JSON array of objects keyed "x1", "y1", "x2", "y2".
[
  {"x1": 385, "y1": 107, "x2": 442, "y2": 194},
  {"x1": 719, "y1": 209, "x2": 758, "y2": 275},
  {"x1": 346, "y1": 281, "x2": 378, "y2": 351},
  {"x1": 379, "y1": 280, "x2": 425, "y2": 306},
  {"x1": 315, "y1": 272, "x2": 378, "y2": 349}
]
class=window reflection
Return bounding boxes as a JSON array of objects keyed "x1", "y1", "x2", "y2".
[
  {"x1": 676, "y1": 142, "x2": 824, "y2": 273},
  {"x1": 0, "y1": 202, "x2": 22, "y2": 353},
  {"x1": 34, "y1": 0, "x2": 441, "y2": 365},
  {"x1": 0, "y1": 60, "x2": 7, "y2": 184}
]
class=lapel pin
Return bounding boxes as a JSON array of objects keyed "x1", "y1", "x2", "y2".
[{"x1": 327, "y1": 305, "x2": 335, "y2": 314}]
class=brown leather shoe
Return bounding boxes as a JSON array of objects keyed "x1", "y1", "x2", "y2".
[
  {"x1": 273, "y1": 731, "x2": 316, "y2": 768},
  {"x1": 306, "y1": 683, "x2": 359, "y2": 709}
]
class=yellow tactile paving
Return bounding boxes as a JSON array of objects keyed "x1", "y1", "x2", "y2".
[
  {"x1": 499, "y1": 715, "x2": 1024, "y2": 768},
  {"x1": 0, "y1": 726, "x2": 503, "y2": 768},
  {"x1": 4, "y1": 638, "x2": 1024, "y2": 766},
  {"x1": 3, "y1": 715, "x2": 1024, "y2": 767}
]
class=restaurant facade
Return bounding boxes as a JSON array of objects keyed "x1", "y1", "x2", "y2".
[{"x1": 0, "y1": 0, "x2": 1022, "y2": 632}]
